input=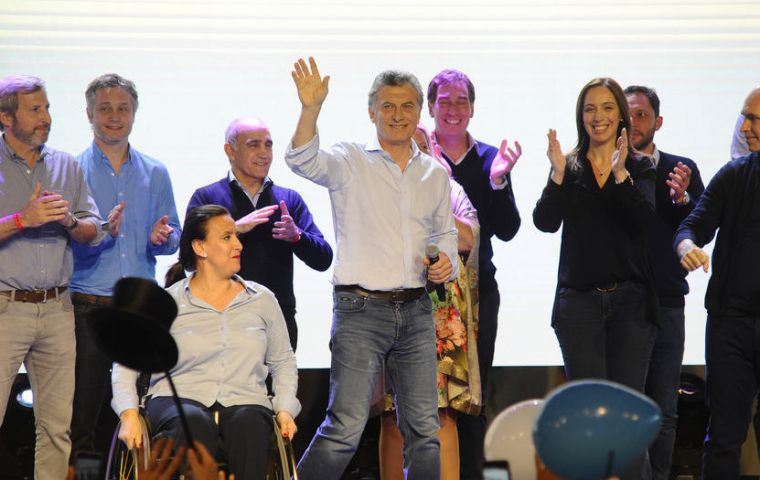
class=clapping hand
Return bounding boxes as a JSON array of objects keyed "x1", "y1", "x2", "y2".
[
  {"x1": 107, "y1": 201, "x2": 125, "y2": 237},
  {"x1": 667, "y1": 161, "x2": 692, "y2": 203},
  {"x1": 235, "y1": 205, "x2": 278, "y2": 234},
  {"x1": 610, "y1": 128, "x2": 629, "y2": 178},
  {"x1": 490, "y1": 138, "x2": 522, "y2": 185},
  {"x1": 150, "y1": 215, "x2": 175, "y2": 245},
  {"x1": 546, "y1": 129, "x2": 566, "y2": 184},
  {"x1": 272, "y1": 201, "x2": 300, "y2": 243}
]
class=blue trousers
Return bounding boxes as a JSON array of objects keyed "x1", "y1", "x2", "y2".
[
  {"x1": 553, "y1": 282, "x2": 657, "y2": 480},
  {"x1": 147, "y1": 397, "x2": 273, "y2": 480},
  {"x1": 297, "y1": 291, "x2": 440, "y2": 480},
  {"x1": 644, "y1": 305, "x2": 685, "y2": 480},
  {"x1": 702, "y1": 312, "x2": 760, "y2": 480}
]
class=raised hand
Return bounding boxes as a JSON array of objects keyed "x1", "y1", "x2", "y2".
[
  {"x1": 546, "y1": 129, "x2": 566, "y2": 184},
  {"x1": 150, "y1": 215, "x2": 174, "y2": 245},
  {"x1": 276, "y1": 411, "x2": 298, "y2": 439},
  {"x1": 19, "y1": 183, "x2": 69, "y2": 228},
  {"x1": 490, "y1": 138, "x2": 522, "y2": 185},
  {"x1": 108, "y1": 201, "x2": 126, "y2": 237},
  {"x1": 272, "y1": 201, "x2": 301, "y2": 243},
  {"x1": 667, "y1": 161, "x2": 692, "y2": 203},
  {"x1": 235, "y1": 205, "x2": 278, "y2": 234},
  {"x1": 611, "y1": 128, "x2": 629, "y2": 176},
  {"x1": 291, "y1": 57, "x2": 330, "y2": 109}
]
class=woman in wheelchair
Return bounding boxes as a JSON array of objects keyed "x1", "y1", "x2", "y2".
[{"x1": 111, "y1": 204, "x2": 300, "y2": 480}]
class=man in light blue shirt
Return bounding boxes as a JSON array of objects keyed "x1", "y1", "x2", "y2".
[
  {"x1": 287, "y1": 57, "x2": 458, "y2": 480},
  {"x1": 69, "y1": 73, "x2": 181, "y2": 461}
]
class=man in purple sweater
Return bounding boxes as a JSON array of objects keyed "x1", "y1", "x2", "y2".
[{"x1": 187, "y1": 117, "x2": 333, "y2": 350}]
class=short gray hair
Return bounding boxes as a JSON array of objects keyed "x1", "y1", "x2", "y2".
[
  {"x1": 0, "y1": 75, "x2": 45, "y2": 132},
  {"x1": 85, "y1": 73, "x2": 139, "y2": 111},
  {"x1": 368, "y1": 70, "x2": 423, "y2": 109},
  {"x1": 224, "y1": 117, "x2": 268, "y2": 149}
]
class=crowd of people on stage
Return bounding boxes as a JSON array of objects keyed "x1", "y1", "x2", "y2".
[{"x1": 0, "y1": 58, "x2": 758, "y2": 480}]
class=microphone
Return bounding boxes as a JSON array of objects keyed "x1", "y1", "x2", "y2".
[{"x1": 425, "y1": 244, "x2": 447, "y2": 301}]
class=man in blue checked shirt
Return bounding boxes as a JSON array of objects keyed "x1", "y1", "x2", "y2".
[{"x1": 69, "y1": 73, "x2": 181, "y2": 462}]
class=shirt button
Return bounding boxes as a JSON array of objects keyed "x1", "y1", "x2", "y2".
[
  {"x1": 26, "y1": 169, "x2": 31, "y2": 174},
  {"x1": 110, "y1": 172, "x2": 115, "y2": 177},
  {"x1": 119, "y1": 234, "x2": 125, "y2": 238},
  {"x1": 121, "y1": 254, "x2": 126, "y2": 258}
]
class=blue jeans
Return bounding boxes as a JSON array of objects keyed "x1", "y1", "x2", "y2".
[
  {"x1": 297, "y1": 290, "x2": 440, "y2": 480},
  {"x1": 645, "y1": 305, "x2": 685, "y2": 480},
  {"x1": 702, "y1": 312, "x2": 760, "y2": 480},
  {"x1": 553, "y1": 282, "x2": 657, "y2": 480}
]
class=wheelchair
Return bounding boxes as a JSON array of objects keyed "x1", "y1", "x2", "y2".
[{"x1": 105, "y1": 375, "x2": 298, "y2": 479}]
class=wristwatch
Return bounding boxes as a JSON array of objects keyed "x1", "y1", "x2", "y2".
[
  {"x1": 65, "y1": 214, "x2": 79, "y2": 230},
  {"x1": 673, "y1": 191, "x2": 691, "y2": 206}
]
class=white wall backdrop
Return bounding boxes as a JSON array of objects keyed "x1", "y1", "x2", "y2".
[{"x1": 2, "y1": 0, "x2": 759, "y2": 367}]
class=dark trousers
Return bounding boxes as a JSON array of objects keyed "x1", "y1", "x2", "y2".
[
  {"x1": 458, "y1": 283, "x2": 500, "y2": 480},
  {"x1": 702, "y1": 312, "x2": 760, "y2": 480},
  {"x1": 645, "y1": 305, "x2": 685, "y2": 480},
  {"x1": 553, "y1": 282, "x2": 656, "y2": 480},
  {"x1": 69, "y1": 300, "x2": 113, "y2": 461},
  {"x1": 147, "y1": 397, "x2": 273, "y2": 480}
]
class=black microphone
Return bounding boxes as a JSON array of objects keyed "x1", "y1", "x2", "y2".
[{"x1": 425, "y1": 244, "x2": 447, "y2": 301}]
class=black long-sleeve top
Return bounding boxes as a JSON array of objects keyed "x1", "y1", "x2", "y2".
[
  {"x1": 447, "y1": 141, "x2": 521, "y2": 290},
  {"x1": 533, "y1": 153, "x2": 656, "y2": 294},
  {"x1": 674, "y1": 152, "x2": 760, "y2": 315}
]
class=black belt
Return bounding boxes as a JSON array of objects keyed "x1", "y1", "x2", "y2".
[
  {"x1": 71, "y1": 292, "x2": 112, "y2": 306},
  {"x1": 335, "y1": 285, "x2": 426, "y2": 303},
  {"x1": 0, "y1": 287, "x2": 67, "y2": 303}
]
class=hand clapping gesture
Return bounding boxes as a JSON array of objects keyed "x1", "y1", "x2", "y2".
[
  {"x1": 490, "y1": 138, "x2": 522, "y2": 186},
  {"x1": 546, "y1": 129, "x2": 566, "y2": 185},
  {"x1": 610, "y1": 128, "x2": 629, "y2": 180},
  {"x1": 667, "y1": 161, "x2": 692, "y2": 203}
]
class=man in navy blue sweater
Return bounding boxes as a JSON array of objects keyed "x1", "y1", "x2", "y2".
[
  {"x1": 427, "y1": 69, "x2": 521, "y2": 479},
  {"x1": 625, "y1": 85, "x2": 704, "y2": 480},
  {"x1": 676, "y1": 87, "x2": 760, "y2": 479},
  {"x1": 187, "y1": 117, "x2": 333, "y2": 350}
]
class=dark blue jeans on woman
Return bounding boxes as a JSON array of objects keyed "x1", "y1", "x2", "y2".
[
  {"x1": 553, "y1": 281, "x2": 657, "y2": 480},
  {"x1": 147, "y1": 397, "x2": 273, "y2": 480}
]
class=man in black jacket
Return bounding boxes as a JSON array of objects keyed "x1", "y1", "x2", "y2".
[
  {"x1": 624, "y1": 85, "x2": 704, "y2": 480},
  {"x1": 188, "y1": 117, "x2": 333, "y2": 350},
  {"x1": 675, "y1": 87, "x2": 760, "y2": 479}
]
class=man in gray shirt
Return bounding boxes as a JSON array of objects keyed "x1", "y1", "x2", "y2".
[{"x1": 0, "y1": 75, "x2": 100, "y2": 480}]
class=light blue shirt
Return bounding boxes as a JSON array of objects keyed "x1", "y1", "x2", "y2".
[
  {"x1": 285, "y1": 133, "x2": 458, "y2": 290},
  {"x1": 70, "y1": 142, "x2": 181, "y2": 295},
  {"x1": 0, "y1": 135, "x2": 101, "y2": 290},
  {"x1": 111, "y1": 275, "x2": 300, "y2": 417}
]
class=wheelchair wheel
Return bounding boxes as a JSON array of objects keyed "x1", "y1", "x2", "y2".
[
  {"x1": 266, "y1": 419, "x2": 298, "y2": 480},
  {"x1": 105, "y1": 414, "x2": 152, "y2": 480}
]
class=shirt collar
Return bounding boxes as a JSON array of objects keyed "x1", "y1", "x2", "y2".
[
  {"x1": 651, "y1": 145, "x2": 660, "y2": 167},
  {"x1": 364, "y1": 132, "x2": 421, "y2": 163},
  {"x1": 0, "y1": 134, "x2": 48, "y2": 164},
  {"x1": 228, "y1": 170, "x2": 273, "y2": 191},
  {"x1": 90, "y1": 140, "x2": 133, "y2": 170}
]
